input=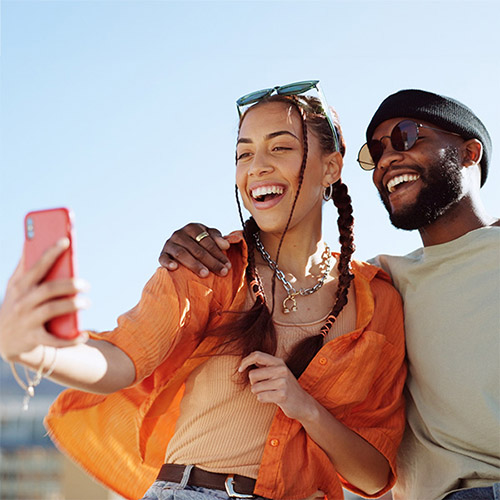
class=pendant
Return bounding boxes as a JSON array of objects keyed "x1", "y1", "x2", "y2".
[{"x1": 283, "y1": 293, "x2": 299, "y2": 314}]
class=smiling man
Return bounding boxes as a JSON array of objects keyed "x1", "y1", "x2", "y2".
[
  {"x1": 358, "y1": 90, "x2": 500, "y2": 500},
  {"x1": 158, "y1": 89, "x2": 500, "y2": 500}
]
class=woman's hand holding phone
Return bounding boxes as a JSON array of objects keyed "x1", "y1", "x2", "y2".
[{"x1": 0, "y1": 213, "x2": 89, "y2": 364}]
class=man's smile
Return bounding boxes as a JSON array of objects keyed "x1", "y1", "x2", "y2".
[{"x1": 386, "y1": 173, "x2": 421, "y2": 194}]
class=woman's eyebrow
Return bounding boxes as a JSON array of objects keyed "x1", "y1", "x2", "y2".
[
  {"x1": 237, "y1": 130, "x2": 299, "y2": 146},
  {"x1": 266, "y1": 130, "x2": 299, "y2": 141}
]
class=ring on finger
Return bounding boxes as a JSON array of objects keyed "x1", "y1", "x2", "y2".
[{"x1": 195, "y1": 231, "x2": 210, "y2": 243}]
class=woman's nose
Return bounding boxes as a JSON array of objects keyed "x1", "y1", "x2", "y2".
[{"x1": 248, "y1": 151, "x2": 273, "y2": 176}]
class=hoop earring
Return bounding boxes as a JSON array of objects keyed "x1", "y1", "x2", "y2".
[{"x1": 323, "y1": 184, "x2": 333, "y2": 201}]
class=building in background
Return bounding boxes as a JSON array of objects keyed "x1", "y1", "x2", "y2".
[{"x1": 0, "y1": 361, "x2": 120, "y2": 500}]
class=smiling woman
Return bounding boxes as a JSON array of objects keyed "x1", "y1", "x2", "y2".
[{"x1": 0, "y1": 81, "x2": 407, "y2": 500}]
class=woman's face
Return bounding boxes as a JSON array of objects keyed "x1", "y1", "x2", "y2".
[{"x1": 235, "y1": 100, "x2": 340, "y2": 235}]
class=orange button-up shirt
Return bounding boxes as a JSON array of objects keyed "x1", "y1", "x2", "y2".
[{"x1": 45, "y1": 232, "x2": 406, "y2": 500}]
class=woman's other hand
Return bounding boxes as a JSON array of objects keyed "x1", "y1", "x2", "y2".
[{"x1": 239, "y1": 351, "x2": 317, "y2": 422}]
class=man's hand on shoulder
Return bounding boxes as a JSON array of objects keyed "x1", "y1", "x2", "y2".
[{"x1": 158, "y1": 223, "x2": 231, "y2": 278}]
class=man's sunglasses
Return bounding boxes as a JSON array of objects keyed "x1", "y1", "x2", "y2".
[
  {"x1": 236, "y1": 80, "x2": 340, "y2": 152},
  {"x1": 357, "y1": 119, "x2": 462, "y2": 170}
]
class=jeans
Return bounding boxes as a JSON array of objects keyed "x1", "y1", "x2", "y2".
[
  {"x1": 141, "y1": 464, "x2": 268, "y2": 500},
  {"x1": 444, "y1": 483, "x2": 500, "y2": 500},
  {"x1": 141, "y1": 481, "x2": 238, "y2": 500}
]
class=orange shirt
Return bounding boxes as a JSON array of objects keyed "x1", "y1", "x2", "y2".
[{"x1": 45, "y1": 232, "x2": 406, "y2": 500}]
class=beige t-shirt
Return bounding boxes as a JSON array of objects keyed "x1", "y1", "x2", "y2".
[
  {"x1": 374, "y1": 227, "x2": 500, "y2": 500},
  {"x1": 164, "y1": 288, "x2": 356, "y2": 479}
]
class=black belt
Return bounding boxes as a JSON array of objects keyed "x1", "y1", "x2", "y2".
[{"x1": 157, "y1": 464, "x2": 256, "y2": 498}]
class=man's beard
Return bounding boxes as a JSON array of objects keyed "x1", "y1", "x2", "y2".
[{"x1": 380, "y1": 147, "x2": 464, "y2": 231}]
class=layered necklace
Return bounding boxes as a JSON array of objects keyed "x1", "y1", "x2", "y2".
[{"x1": 254, "y1": 232, "x2": 332, "y2": 314}]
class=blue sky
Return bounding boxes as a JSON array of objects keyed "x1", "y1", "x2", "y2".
[{"x1": 1, "y1": 0, "x2": 499, "y2": 332}]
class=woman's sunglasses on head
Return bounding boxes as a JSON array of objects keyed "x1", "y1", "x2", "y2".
[
  {"x1": 236, "y1": 80, "x2": 340, "y2": 152},
  {"x1": 357, "y1": 119, "x2": 462, "y2": 171}
]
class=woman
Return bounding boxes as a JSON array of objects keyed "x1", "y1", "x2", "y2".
[{"x1": 0, "y1": 81, "x2": 406, "y2": 500}]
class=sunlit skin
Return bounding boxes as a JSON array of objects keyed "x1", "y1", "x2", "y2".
[
  {"x1": 371, "y1": 118, "x2": 466, "y2": 215},
  {"x1": 371, "y1": 117, "x2": 499, "y2": 246},
  {"x1": 236, "y1": 100, "x2": 341, "y2": 276},
  {"x1": 0, "y1": 99, "x2": 393, "y2": 498},
  {"x1": 231, "y1": 102, "x2": 391, "y2": 495},
  {"x1": 152, "y1": 106, "x2": 499, "y2": 498}
]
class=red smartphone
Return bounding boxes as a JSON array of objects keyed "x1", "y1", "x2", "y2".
[{"x1": 24, "y1": 207, "x2": 80, "y2": 339}]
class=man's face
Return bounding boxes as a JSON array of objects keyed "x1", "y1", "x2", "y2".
[{"x1": 371, "y1": 118, "x2": 464, "y2": 230}]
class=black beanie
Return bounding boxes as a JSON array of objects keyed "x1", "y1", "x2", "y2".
[{"x1": 366, "y1": 89, "x2": 492, "y2": 186}]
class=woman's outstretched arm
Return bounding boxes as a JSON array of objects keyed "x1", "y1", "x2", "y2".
[{"x1": 0, "y1": 239, "x2": 136, "y2": 394}]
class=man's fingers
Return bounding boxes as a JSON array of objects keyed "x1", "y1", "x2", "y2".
[
  {"x1": 158, "y1": 252, "x2": 179, "y2": 271},
  {"x1": 159, "y1": 223, "x2": 231, "y2": 277},
  {"x1": 160, "y1": 243, "x2": 211, "y2": 278},
  {"x1": 207, "y1": 228, "x2": 230, "y2": 252},
  {"x1": 180, "y1": 223, "x2": 231, "y2": 270}
]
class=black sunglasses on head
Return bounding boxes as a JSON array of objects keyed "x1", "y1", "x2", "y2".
[{"x1": 357, "y1": 119, "x2": 462, "y2": 170}]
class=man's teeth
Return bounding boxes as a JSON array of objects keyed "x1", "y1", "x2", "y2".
[
  {"x1": 251, "y1": 185, "x2": 284, "y2": 199},
  {"x1": 387, "y1": 174, "x2": 420, "y2": 194}
]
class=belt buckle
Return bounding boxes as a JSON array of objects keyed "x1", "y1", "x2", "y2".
[{"x1": 224, "y1": 475, "x2": 254, "y2": 499}]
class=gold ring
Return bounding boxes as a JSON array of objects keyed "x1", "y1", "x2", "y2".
[{"x1": 195, "y1": 231, "x2": 210, "y2": 243}]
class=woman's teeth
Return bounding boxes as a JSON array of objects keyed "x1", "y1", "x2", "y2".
[
  {"x1": 251, "y1": 185, "x2": 284, "y2": 201},
  {"x1": 387, "y1": 174, "x2": 420, "y2": 194}
]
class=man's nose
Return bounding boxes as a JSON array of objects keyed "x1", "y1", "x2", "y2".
[{"x1": 376, "y1": 137, "x2": 405, "y2": 170}]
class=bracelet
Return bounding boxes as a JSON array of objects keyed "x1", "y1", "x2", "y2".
[{"x1": 10, "y1": 346, "x2": 58, "y2": 411}]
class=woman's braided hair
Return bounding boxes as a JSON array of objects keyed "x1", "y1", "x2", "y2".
[{"x1": 216, "y1": 94, "x2": 355, "y2": 378}]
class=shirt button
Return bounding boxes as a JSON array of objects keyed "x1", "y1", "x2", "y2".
[
  {"x1": 319, "y1": 357, "x2": 327, "y2": 365},
  {"x1": 269, "y1": 438, "x2": 279, "y2": 447}
]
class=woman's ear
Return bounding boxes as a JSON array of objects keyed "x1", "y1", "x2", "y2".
[
  {"x1": 322, "y1": 151, "x2": 343, "y2": 187},
  {"x1": 461, "y1": 138, "x2": 483, "y2": 167}
]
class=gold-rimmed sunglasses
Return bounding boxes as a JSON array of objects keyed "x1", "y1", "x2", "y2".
[{"x1": 358, "y1": 119, "x2": 462, "y2": 170}]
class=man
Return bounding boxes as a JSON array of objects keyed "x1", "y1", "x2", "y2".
[{"x1": 158, "y1": 90, "x2": 500, "y2": 500}]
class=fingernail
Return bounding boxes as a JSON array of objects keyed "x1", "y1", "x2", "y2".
[
  {"x1": 77, "y1": 332, "x2": 89, "y2": 343},
  {"x1": 75, "y1": 297, "x2": 91, "y2": 309},
  {"x1": 219, "y1": 267, "x2": 228, "y2": 277},
  {"x1": 225, "y1": 262, "x2": 232, "y2": 269},
  {"x1": 57, "y1": 237, "x2": 70, "y2": 249},
  {"x1": 167, "y1": 262, "x2": 178, "y2": 270},
  {"x1": 74, "y1": 279, "x2": 90, "y2": 292},
  {"x1": 199, "y1": 268, "x2": 209, "y2": 278}
]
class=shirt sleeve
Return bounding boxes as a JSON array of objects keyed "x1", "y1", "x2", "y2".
[
  {"x1": 92, "y1": 266, "x2": 216, "y2": 383},
  {"x1": 340, "y1": 275, "x2": 407, "y2": 497}
]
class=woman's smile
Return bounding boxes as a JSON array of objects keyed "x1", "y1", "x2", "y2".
[{"x1": 249, "y1": 182, "x2": 287, "y2": 209}]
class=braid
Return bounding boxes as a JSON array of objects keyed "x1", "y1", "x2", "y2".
[
  {"x1": 209, "y1": 187, "x2": 276, "y2": 369},
  {"x1": 271, "y1": 97, "x2": 309, "y2": 313},
  {"x1": 218, "y1": 97, "x2": 312, "y2": 379},
  {"x1": 214, "y1": 94, "x2": 356, "y2": 381},
  {"x1": 286, "y1": 179, "x2": 355, "y2": 378},
  {"x1": 320, "y1": 180, "x2": 355, "y2": 332}
]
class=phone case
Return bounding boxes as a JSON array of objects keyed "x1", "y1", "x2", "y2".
[{"x1": 24, "y1": 207, "x2": 80, "y2": 339}]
